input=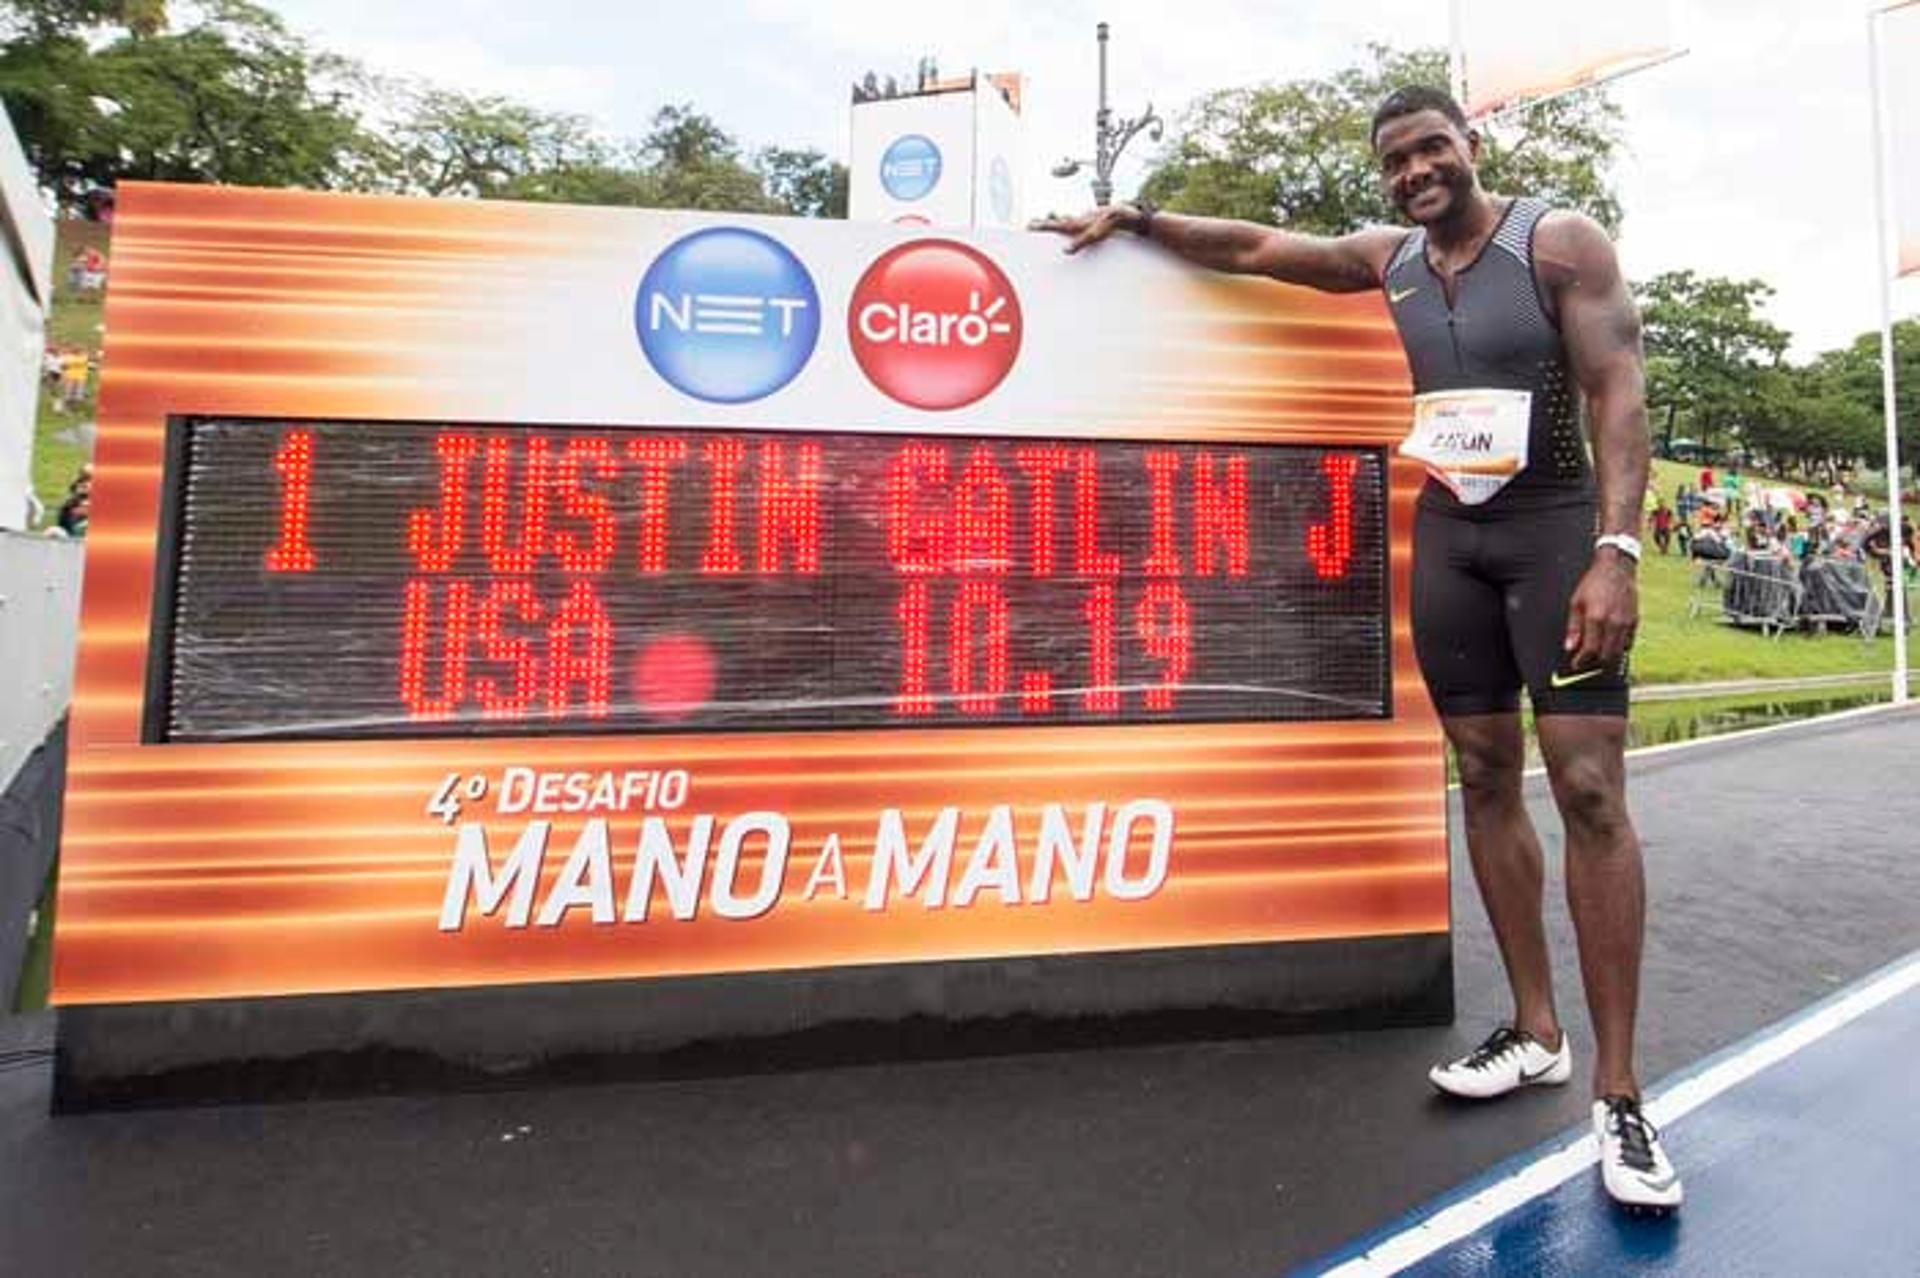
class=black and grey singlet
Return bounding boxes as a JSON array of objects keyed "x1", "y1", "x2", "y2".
[
  {"x1": 1386, "y1": 198, "x2": 1627, "y2": 717},
  {"x1": 1383, "y1": 195, "x2": 1594, "y2": 516}
]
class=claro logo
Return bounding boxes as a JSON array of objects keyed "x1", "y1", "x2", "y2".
[{"x1": 848, "y1": 240, "x2": 1023, "y2": 411}]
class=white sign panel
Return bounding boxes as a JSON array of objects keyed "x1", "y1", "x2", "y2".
[
  {"x1": 0, "y1": 104, "x2": 51, "y2": 529},
  {"x1": 850, "y1": 90, "x2": 978, "y2": 228},
  {"x1": 973, "y1": 82, "x2": 1024, "y2": 231},
  {"x1": 1885, "y1": 1, "x2": 1920, "y2": 277}
]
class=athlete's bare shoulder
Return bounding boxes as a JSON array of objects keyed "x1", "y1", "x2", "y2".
[
  {"x1": 1347, "y1": 224, "x2": 1417, "y2": 287},
  {"x1": 1531, "y1": 208, "x2": 1641, "y2": 378},
  {"x1": 1530, "y1": 209, "x2": 1620, "y2": 296}
]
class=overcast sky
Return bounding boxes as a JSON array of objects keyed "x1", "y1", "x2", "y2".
[{"x1": 268, "y1": 0, "x2": 1917, "y2": 361}]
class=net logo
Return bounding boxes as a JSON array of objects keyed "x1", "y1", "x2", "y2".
[
  {"x1": 880, "y1": 134, "x2": 942, "y2": 201},
  {"x1": 635, "y1": 227, "x2": 820, "y2": 404},
  {"x1": 849, "y1": 240, "x2": 1022, "y2": 412}
]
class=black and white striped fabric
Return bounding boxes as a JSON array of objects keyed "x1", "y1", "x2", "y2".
[{"x1": 1383, "y1": 196, "x2": 1595, "y2": 517}]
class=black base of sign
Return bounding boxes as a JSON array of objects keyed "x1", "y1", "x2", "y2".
[{"x1": 53, "y1": 936, "x2": 1452, "y2": 1111}]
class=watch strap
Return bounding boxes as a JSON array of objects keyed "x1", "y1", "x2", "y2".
[{"x1": 1595, "y1": 533, "x2": 1643, "y2": 562}]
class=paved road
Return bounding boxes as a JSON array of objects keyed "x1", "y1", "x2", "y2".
[{"x1": 3, "y1": 705, "x2": 1916, "y2": 1277}]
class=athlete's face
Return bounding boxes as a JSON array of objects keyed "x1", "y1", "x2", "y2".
[{"x1": 1375, "y1": 111, "x2": 1481, "y2": 224}]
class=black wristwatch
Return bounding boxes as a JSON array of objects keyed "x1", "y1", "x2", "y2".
[{"x1": 1129, "y1": 199, "x2": 1158, "y2": 237}]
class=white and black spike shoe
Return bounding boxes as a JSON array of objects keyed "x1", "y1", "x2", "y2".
[
  {"x1": 1593, "y1": 1095, "x2": 1683, "y2": 1215},
  {"x1": 1428, "y1": 1026, "x2": 1572, "y2": 1100}
]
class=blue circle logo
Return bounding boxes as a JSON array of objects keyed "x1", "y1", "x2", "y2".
[
  {"x1": 634, "y1": 227, "x2": 820, "y2": 404},
  {"x1": 880, "y1": 135, "x2": 943, "y2": 201}
]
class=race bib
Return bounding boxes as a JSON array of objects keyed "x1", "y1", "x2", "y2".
[{"x1": 1399, "y1": 389, "x2": 1531, "y2": 505}]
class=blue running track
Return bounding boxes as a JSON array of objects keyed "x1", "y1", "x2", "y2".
[{"x1": 1298, "y1": 951, "x2": 1920, "y2": 1276}]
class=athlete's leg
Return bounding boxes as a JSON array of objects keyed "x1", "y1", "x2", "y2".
[
  {"x1": 1414, "y1": 505, "x2": 1565, "y2": 1048},
  {"x1": 1443, "y1": 711, "x2": 1562, "y2": 1048},
  {"x1": 1494, "y1": 502, "x2": 1641, "y2": 1097},
  {"x1": 1535, "y1": 712, "x2": 1642, "y2": 1099}
]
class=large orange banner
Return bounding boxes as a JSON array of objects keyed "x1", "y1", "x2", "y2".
[{"x1": 53, "y1": 184, "x2": 1446, "y2": 1006}]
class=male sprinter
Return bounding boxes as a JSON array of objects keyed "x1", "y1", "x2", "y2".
[{"x1": 1036, "y1": 85, "x2": 1679, "y2": 1213}]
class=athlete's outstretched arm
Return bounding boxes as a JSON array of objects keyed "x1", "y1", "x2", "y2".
[
  {"x1": 1032, "y1": 204, "x2": 1402, "y2": 294},
  {"x1": 1540, "y1": 212, "x2": 1651, "y2": 670}
]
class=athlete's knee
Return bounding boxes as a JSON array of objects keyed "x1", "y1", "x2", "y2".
[
  {"x1": 1454, "y1": 740, "x2": 1525, "y2": 807},
  {"x1": 1548, "y1": 753, "x2": 1629, "y2": 839}
]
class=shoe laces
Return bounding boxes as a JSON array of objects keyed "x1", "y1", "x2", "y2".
[
  {"x1": 1603, "y1": 1095, "x2": 1660, "y2": 1172},
  {"x1": 1462, "y1": 1026, "x2": 1528, "y2": 1071}
]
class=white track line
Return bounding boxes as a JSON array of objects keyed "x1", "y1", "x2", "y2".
[{"x1": 1319, "y1": 948, "x2": 1920, "y2": 1276}]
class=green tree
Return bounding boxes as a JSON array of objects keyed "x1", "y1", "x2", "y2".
[
  {"x1": 5, "y1": 6, "x2": 853, "y2": 219},
  {"x1": 628, "y1": 103, "x2": 779, "y2": 213},
  {"x1": 368, "y1": 85, "x2": 603, "y2": 198},
  {"x1": 372, "y1": 97, "x2": 837, "y2": 217},
  {"x1": 1739, "y1": 367, "x2": 1880, "y2": 483},
  {"x1": 1802, "y1": 321, "x2": 1920, "y2": 476},
  {"x1": 1634, "y1": 270, "x2": 1790, "y2": 454},
  {"x1": 1, "y1": 0, "x2": 370, "y2": 207},
  {"x1": 496, "y1": 158, "x2": 656, "y2": 207},
  {"x1": 1, "y1": 0, "x2": 164, "y2": 41},
  {"x1": 755, "y1": 145, "x2": 847, "y2": 218},
  {"x1": 1137, "y1": 44, "x2": 1624, "y2": 233}
]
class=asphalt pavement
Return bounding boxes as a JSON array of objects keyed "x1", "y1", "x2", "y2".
[{"x1": 3, "y1": 704, "x2": 1916, "y2": 1278}]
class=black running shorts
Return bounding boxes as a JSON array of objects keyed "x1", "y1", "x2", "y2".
[{"x1": 1411, "y1": 501, "x2": 1629, "y2": 718}]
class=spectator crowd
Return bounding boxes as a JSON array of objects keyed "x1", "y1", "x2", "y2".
[{"x1": 1657, "y1": 463, "x2": 1917, "y2": 636}]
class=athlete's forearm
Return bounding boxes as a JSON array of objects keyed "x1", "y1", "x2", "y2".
[
  {"x1": 1131, "y1": 209, "x2": 1280, "y2": 276},
  {"x1": 1548, "y1": 214, "x2": 1653, "y2": 543},
  {"x1": 1127, "y1": 207, "x2": 1386, "y2": 292},
  {"x1": 1590, "y1": 389, "x2": 1651, "y2": 541}
]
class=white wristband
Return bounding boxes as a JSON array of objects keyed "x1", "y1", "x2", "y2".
[{"x1": 1595, "y1": 533, "x2": 1642, "y2": 562}]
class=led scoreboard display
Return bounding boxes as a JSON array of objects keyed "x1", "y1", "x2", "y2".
[
  {"x1": 55, "y1": 185, "x2": 1450, "y2": 1101},
  {"x1": 159, "y1": 420, "x2": 1388, "y2": 740}
]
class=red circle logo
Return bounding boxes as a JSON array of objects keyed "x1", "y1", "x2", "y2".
[{"x1": 848, "y1": 240, "x2": 1022, "y2": 411}]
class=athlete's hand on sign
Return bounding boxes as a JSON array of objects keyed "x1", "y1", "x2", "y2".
[
  {"x1": 1031, "y1": 205, "x2": 1140, "y2": 254},
  {"x1": 1564, "y1": 556, "x2": 1638, "y2": 671}
]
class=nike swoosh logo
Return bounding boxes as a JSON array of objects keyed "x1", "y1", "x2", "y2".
[
  {"x1": 1550, "y1": 668, "x2": 1605, "y2": 689},
  {"x1": 1635, "y1": 1171, "x2": 1679, "y2": 1193},
  {"x1": 1519, "y1": 1061, "x2": 1560, "y2": 1082},
  {"x1": 1389, "y1": 286, "x2": 1419, "y2": 303}
]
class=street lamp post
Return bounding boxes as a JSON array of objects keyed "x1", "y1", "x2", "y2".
[{"x1": 1052, "y1": 22, "x2": 1163, "y2": 206}]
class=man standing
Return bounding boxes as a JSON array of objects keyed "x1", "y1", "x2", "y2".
[{"x1": 1036, "y1": 84, "x2": 1679, "y2": 1213}]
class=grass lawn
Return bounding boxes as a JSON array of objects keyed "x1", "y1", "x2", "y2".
[
  {"x1": 10, "y1": 869, "x2": 54, "y2": 1013},
  {"x1": 28, "y1": 231, "x2": 105, "y2": 519}
]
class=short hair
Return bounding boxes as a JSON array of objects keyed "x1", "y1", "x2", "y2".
[{"x1": 1371, "y1": 85, "x2": 1471, "y2": 147}]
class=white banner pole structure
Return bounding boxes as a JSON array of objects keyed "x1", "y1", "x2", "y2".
[
  {"x1": 1448, "y1": 3, "x2": 1468, "y2": 109},
  {"x1": 1869, "y1": 0, "x2": 1915, "y2": 703}
]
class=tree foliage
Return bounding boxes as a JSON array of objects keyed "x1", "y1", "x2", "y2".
[
  {"x1": 755, "y1": 145, "x2": 847, "y2": 219},
  {"x1": 0, "y1": 4, "x2": 846, "y2": 218},
  {"x1": 1795, "y1": 321, "x2": 1920, "y2": 480},
  {"x1": 1635, "y1": 270, "x2": 1790, "y2": 453},
  {"x1": 2, "y1": 0, "x2": 164, "y2": 41},
  {"x1": 1138, "y1": 45, "x2": 1624, "y2": 233},
  {"x1": 1736, "y1": 367, "x2": 1880, "y2": 484},
  {"x1": 1639, "y1": 272, "x2": 1915, "y2": 484},
  {"x1": 1, "y1": 0, "x2": 364, "y2": 207},
  {"x1": 363, "y1": 85, "x2": 601, "y2": 199}
]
